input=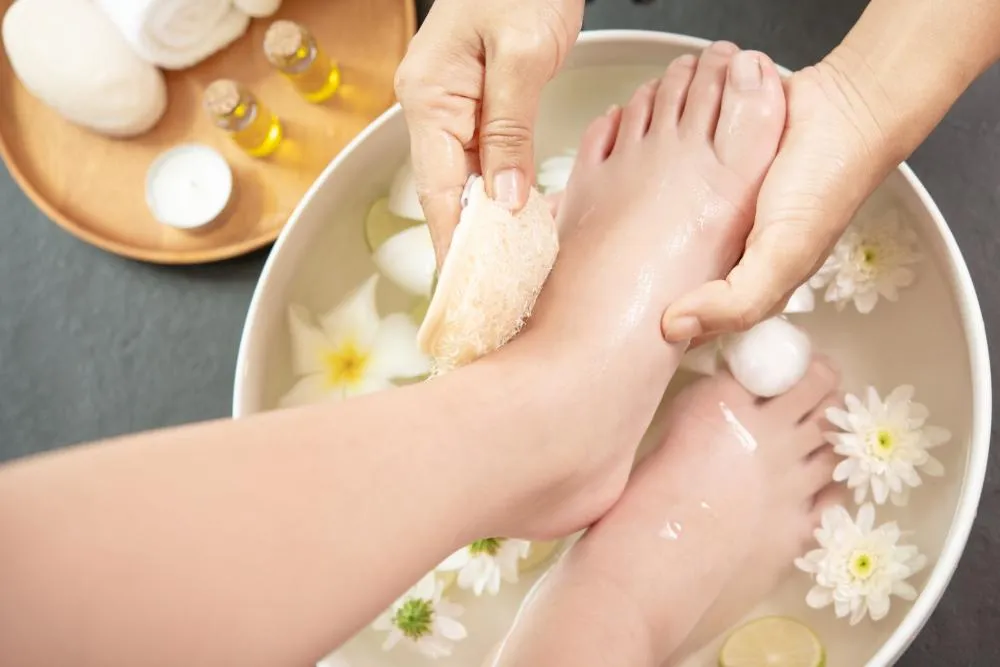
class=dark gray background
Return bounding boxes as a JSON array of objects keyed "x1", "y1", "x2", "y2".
[{"x1": 0, "y1": 0, "x2": 996, "y2": 663}]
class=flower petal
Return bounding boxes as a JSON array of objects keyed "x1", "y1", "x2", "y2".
[
  {"x1": 921, "y1": 455, "x2": 945, "y2": 477},
  {"x1": 806, "y1": 586, "x2": 834, "y2": 609},
  {"x1": 288, "y1": 305, "x2": 330, "y2": 376},
  {"x1": 868, "y1": 593, "x2": 891, "y2": 621},
  {"x1": 321, "y1": 275, "x2": 381, "y2": 349},
  {"x1": 854, "y1": 290, "x2": 879, "y2": 314},
  {"x1": 923, "y1": 426, "x2": 952, "y2": 447},
  {"x1": 366, "y1": 313, "x2": 432, "y2": 380},
  {"x1": 279, "y1": 374, "x2": 339, "y2": 408},
  {"x1": 437, "y1": 549, "x2": 472, "y2": 572},
  {"x1": 343, "y1": 375, "x2": 394, "y2": 399},
  {"x1": 856, "y1": 503, "x2": 876, "y2": 533},
  {"x1": 435, "y1": 615, "x2": 468, "y2": 641}
]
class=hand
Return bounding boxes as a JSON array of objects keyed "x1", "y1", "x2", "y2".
[
  {"x1": 660, "y1": 56, "x2": 903, "y2": 342},
  {"x1": 394, "y1": 0, "x2": 584, "y2": 263}
]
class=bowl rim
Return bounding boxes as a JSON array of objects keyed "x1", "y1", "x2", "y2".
[{"x1": 233, "y1": 29, "x2": 992, "y2": 666}]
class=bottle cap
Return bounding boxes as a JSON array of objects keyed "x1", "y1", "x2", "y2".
[
  {"x1": 264, "y1": 20, "x2": 307, "y2": 66},
  {"x1": 203, "y1": 79, "x2": 243, "y2": 118}
]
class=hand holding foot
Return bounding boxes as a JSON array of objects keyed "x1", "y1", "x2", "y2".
[{"x1": 501, "y1": 43, "x2": 786, "y2": 539}]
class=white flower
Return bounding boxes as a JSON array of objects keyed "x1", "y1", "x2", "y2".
[
  {"x1": 783, "y1": 282, "x2": 816, "y2": 314},
  {"x1": 437, "y1": 538, "x2": 531, "y2": 596},
  {"x1": 796, "y1": 503, "x2": 927, "y2": 625},
  {"x1": 536, "y1": 151, "x2": 576, "y2": 194},
  {"x1": 808, "y1": 210, "x2": 922, "y2": 313},
  {"x1": 826, "y1": 385, "x2": 950, "y2": 506},
  {"x1": 372, "y1": 572, "x2": 467, "y2": 658},
  {"x1": 317, "y1": 652, "x2": 350, "y2": 667},
  {"x1": 280, "y1": 275, "x2": 431, "y2": 407}
]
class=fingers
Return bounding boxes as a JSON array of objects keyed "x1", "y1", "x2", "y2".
[
  {"x1": 661, "y1": 222, "x2": 828, "y2": 341},
  {"x1": 479, "y1": 35, "x2": 557, "y2": 214}
]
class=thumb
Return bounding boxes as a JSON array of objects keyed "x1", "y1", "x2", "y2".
[
  {"x1": 479, "y1": 45, "x2": 547, "y2": 213},
  {"x1": 661, "y1": 224, "x2": 828, "y2": 342}
]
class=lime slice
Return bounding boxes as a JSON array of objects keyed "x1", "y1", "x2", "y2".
[
  {"x1": 719, "y1": 616, "x2": 825, "y2": 667},
  {"x1": 519, "y1": 540, "x2": 562, "y2": 572},
  {"x1": 365, "y1": 197, "x2": 418, "y2": 253}
]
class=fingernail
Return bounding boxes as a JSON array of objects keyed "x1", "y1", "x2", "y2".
[
  {"x1": 605, "y1": 104, "x2": 619, "y2": 116},
  {"x1": 730, "y1": 51, "x2": 762, "y2": 90},
  {"x1": 664, "y1": 316, "x2": 702, "y2": 342},
  {"x1": 493, "y1": 168, "x2": 525, "y2": 211}
]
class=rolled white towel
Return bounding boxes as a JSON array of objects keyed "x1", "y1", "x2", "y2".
[
  {"x1": 93, "y1": 0, "x2": 250, "y2": 70},
  {"x1": 233, "y1": 0, "x2": 283, "y2": 18}
]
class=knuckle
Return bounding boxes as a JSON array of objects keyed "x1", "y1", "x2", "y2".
[{"x1": 478, "y1": 117, "x2": 532, "y2": 150}]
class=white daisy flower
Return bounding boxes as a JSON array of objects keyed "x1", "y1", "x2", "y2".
[
  {"x1": 808, "y1": 210, "x2": 922, "y2": 313},
  {"x1": 796, "y1": 503, "x2": 927, "y2": 625},
  {"x1": 372, "y1": 572, "x2": 467, "y2": 659},
  {"x1": 280, "y1": 275, "x2": 431, "y2": 408},
  {"x1": 437, "y1": 537, "x2": 531, "y2": 596},
  {"x1": 826, "y1": 385, "x2": 950, "y2": 506},
  {"x1": 536, "y1": 151, "x2": 576, "y2": 194}
]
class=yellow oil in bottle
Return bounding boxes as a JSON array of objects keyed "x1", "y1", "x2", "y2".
[
  {"x1": 264, "y1": 20, "x2": 341, "y2": 103},
  {"x1": 203, "y1": 79, "x2": 283, "y2": 158}
]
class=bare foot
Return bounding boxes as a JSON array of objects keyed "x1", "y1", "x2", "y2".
[
  {"x1": 493, "y1": 360, "x2": 843, "y2": 666},
  {"x1": 507, "y1": 43, "x2": 786, "y2": 539}
]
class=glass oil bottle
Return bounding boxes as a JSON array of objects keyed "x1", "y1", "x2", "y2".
[
  {"x1": 263, "y1": 20, "x2": 341, "y2": 103},
  {"x1": 203, "y1": 79, "x2": 283, "y2": 158}
]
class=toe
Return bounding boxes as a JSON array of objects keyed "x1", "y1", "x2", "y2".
[
  {"x1": 577, "y1": 105, "x2": 624, "y2": 166},
  {"x1": 614, "y1": 79, "x2": 660, "y2": 150},
  {"x1": 650, "y1": 54, "x2": 697, "y2": 132},
  {"x1": 714, "y1": 51, "x2": 786, "y2": 182},
  {"x1": 678, "y1": 41, "x2": 739, "y2": 139},
  {"x1": 765, "y1": 357, "x2": 840, "y2": 422},
  {"x1": 801, "y1": 445, "x2": 839, "y2": 497}
]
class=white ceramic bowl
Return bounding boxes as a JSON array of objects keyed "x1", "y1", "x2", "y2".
[{"x1": 233, "y1": 31, "x2": 991, "y2": 667}]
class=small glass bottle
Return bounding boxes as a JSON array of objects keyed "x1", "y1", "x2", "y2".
[
  {"x1": 203, "y1": 79, "x2": 283, "y2": 158},
  {"x1": 263, "y1": 20, "x2": 341, "y2": 103}
]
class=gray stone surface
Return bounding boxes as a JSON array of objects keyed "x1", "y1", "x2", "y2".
[{"x1": 0, "y1": 0, "x2": 996, "y2": 663}]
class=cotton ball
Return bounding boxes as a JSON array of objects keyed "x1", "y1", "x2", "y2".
[
  {"x1": 722, "y1": 317, "x2": 812, "y2": 398},
  {"x1": 387, "y1": 162, "x2": 426, "y2": 222}
]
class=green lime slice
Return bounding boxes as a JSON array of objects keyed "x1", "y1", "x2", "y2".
[
  {"x1": 719, "y1": 617, "x2": 825, "y2": 667},
  {"x1": 364, "y1": 197, "x2": 419, "y2": 253}
]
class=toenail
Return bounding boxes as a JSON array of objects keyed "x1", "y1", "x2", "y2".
[{"x1": 730, "y1": 51, "x2": 762, "y2": 90}]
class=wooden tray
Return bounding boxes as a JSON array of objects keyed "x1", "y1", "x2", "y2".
[{"x1": 0, "y1": 0, "x2": 416, "y2": 264}]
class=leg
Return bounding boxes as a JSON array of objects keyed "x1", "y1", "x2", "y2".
[{"x1": 492, "y1": 361, "x2": 842, "y2": 666}]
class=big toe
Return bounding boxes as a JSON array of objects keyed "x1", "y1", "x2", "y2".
[{"x1": 713, "y1": 51, "x2": 786, "y2": 183}]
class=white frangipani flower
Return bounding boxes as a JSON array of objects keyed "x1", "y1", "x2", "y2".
[
  {"x1": 808, "y1": 210, "x2": 922, "y2": 313},
  {"x1": 437, "y1": 537, "x2": 531, "y2": 596},
  {"x1": 826, "y1": 385, "x2": 950, "y2": 506},
  {"x1": 796, "y1": 503, "x2": 927, "y2": 625},
  {"x1": 372, "y1": 572, "x2": 467, "y2": 658},
  {"x1": 536, "y1": 151, "x2": 576, "y2": 194},
  {"x1": 280, "y1": 275, "x2": 431, "y2": 408}
]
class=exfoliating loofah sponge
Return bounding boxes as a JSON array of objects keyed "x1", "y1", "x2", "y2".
[{"x1": 417, "y1": 176, "x2": 559, "y2": 373}]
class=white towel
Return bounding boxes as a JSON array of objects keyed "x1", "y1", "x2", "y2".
[{"x1": 93, "y1": 0, "x2": 250, "y2": 70}]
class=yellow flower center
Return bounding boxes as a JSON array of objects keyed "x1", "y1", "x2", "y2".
[
  {"x1": 848, "y1": 550, "x2": 877, "y2": 580},
  {"x1": 323, "y1": 340, "x2": 369, "y2": 388},
  {"x1": 868, "y1": 428, "x2": 896, "y2": 460}
]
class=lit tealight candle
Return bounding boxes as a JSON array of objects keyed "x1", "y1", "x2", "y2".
[{"x1": 145, "y1": 144, "x2": 233, "y2": 230}]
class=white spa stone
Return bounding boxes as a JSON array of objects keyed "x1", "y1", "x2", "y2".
[
  {"x1": 232, "y1": 0, "x2": 282, "y2": 18},
  {"x1": 372, "y1": 224, "x2": 436, "y2": 297},
  {"x1": 2, "y1": 0, "x2": 167, "y2": 138},
  {"x1": 388, "y1": 161, "x2": 426, "y2": 222},
  {"x1": 722, "y1": 317, "x2": 812, "y2": 398}
]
